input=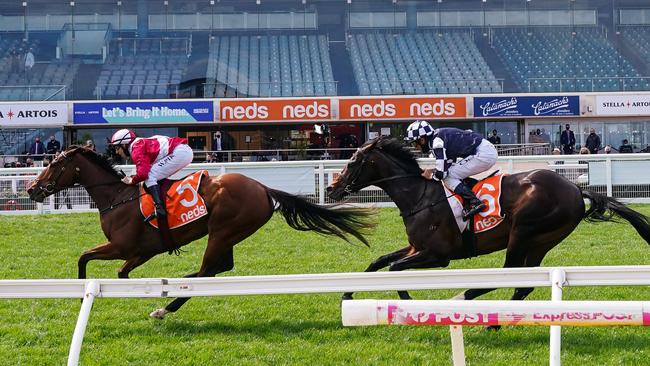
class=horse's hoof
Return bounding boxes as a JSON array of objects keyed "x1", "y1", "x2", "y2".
[
  {"x1": 484, "y1": 325, "x2": 501, "y2": 332},
  {"x1": 450, "y1": 292, "x2": 466, "y2": 300},
  {"x1": 149, "y1": 308, "x2": 169, "y2": 319},
  {"x1": 397, "y1": 291, "x2": 412, "y2": 300},
  {"x1": 342, "y1": 293, "x2": 353, "y2": 301}
]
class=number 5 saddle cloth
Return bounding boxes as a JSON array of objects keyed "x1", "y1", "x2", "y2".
[{"x1": 139, "y1": 170, "x2": 209, "y2": 229}]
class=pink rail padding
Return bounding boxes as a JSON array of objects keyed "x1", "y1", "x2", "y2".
[{"x1": 342, "y1": 300, "x2": 650, "y2": 327}]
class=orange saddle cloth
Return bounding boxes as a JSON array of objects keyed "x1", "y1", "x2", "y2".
[
  {"x1": 139, "y1": 170, "x2": 209, "y2": 229},
  {"x1": 448, "y1": 174, "x2": 506, "y2": 233}
]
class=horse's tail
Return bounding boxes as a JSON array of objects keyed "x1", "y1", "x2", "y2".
[
  {"x1": 266, "y1": 188, "x2": 376, "y2": 246},
  {"x1": 581, "y1": 189, "x2": 650, "y2": 244}
]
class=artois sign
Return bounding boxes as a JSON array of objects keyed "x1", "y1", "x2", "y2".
[
  {"x1": 0, "y1": 102, "x2": 68, "y2": 126},
  {"x1": 596, "y1": 95, "x2": 650, "y2": 116}
]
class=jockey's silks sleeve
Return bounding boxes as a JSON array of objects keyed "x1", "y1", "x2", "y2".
[
  {"x1": 431, "y1": 136, "x2": 447, "y2": 172},
  {"x1": 130, "y1": 139, "x2": 154, "y2": 184}
]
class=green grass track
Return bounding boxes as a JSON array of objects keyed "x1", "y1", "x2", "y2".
[{"x1": 1, "y1": 207, "x2": 650, "y2": 365}]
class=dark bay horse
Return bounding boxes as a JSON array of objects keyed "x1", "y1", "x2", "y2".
[
  {"x1": 327, "y1": 136, "x2": 650, "y2": 310},
  {"x1": 27, "y1": 146, "x2": 375, "y2": 319}
]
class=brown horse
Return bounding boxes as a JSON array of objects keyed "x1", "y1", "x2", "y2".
[
  {"x1": 327, "y1": 137, "x2": 650, "y2": 325},
  {"x1": 27, "y1": 146, "x2": 374, "y2": 319}
]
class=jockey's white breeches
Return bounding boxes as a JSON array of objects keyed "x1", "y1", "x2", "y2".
[
  {"x1": 444, "y1": 139, "x2": 498, "y2": 191},
  {"x1": 145, "y1": 144, "x2": 193, "y2": 187}
]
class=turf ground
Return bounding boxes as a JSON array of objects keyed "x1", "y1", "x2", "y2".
[{"x1": 1, "y1": 207, "x2": 650, "y2": 365}]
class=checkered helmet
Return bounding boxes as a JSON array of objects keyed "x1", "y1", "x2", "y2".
[
  {"x1": 110, "y1": 129, "x2": 136, "y2": 146},
  {"x1": 404, "y1": 120, "x2": 434, "y2": 141}
]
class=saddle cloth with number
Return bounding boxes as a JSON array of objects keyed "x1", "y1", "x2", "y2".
[
  {"x1": 445, "y1": 174, "x2": 506, "y2": 234},
  {"x1": 139, "y1": 170, "x2": 209, "y2": 229}
]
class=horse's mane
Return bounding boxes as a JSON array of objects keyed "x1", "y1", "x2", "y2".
[
  {"x1": 368, "y1": 137, "x2": 423, "y2": 175},
  {"x1": 66, "y1": 145, "x2": 123, "y2": 179}
]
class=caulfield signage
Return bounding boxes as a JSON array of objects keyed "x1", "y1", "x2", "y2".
[
  {"x1": 473, "y1": 96, "x2": 580, "y2": 117},
  {"x1": 0, "y1": 103, "x2": 68, "y2": 126},
  {"x1": 218, "y1": 98, "x2": 332, "y2": 122},
  {"x1": 73, "y1": 101, "x2": 214, "y2": 124},
  {"x1": 339, "y1": 97, "x2": 466, "y2": 120},
  {"x1": 596, "y1": 95, "x2": 650, "y2": 116}
]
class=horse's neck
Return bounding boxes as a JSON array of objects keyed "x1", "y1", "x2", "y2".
[
  {"x1": 380, "y1": 176, "x2": 442, "y2": 212},
  {"x1": 77, "y1": 167, "x2": 130, "y2": 211}
]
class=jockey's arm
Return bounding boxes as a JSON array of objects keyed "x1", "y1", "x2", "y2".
[
  {"x1": 431, "y1": 137, "x2": 448, "y2": 179},
  {"x1": 129, "y1": 141, "x2": 152, "y2": 184}
]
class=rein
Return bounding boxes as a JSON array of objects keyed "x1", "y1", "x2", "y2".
[
  {"x1": 400, "y1": 181, "x2": 454, "y2": 217},
  {"x1": 98, "y1": 190, "x2": 145, "y2": 215},
  {"x1": 358, "y1": 174, "x2": 423, "y2": 189}
]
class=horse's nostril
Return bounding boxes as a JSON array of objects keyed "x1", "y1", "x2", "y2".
[{"x1": 326, "y1": 186, "x2": 332, "y2": 192}]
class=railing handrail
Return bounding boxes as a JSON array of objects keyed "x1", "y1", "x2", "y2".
[
  {"x1": 3, "y1": 152, "x2": 650, "y2": 175},
  {"x1": 97, "y1": 82, "x2": 179, "y2": 88},
  {"x1": 527, "y1": 76, "x2": 650, "y2": 81},
  {"x1": 0, "y1": 84, "x2": 66, "y2": 89},
  {"x1": 378, "y1": 78, "x2": 505, "y2": 83},
  {"x1": 111, "y1": 36, "x2": 190, "y2": 42}
]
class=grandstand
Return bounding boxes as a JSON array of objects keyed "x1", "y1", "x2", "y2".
[
  {"x1": 94, "y1": 38, "x2": 189, "y2": 99},
  {"x1": 493, "y1": 27, "x2": 645, "y2": 92},
  {"x1": 621, "y1": 26, "x2": 650, "y2": 76},
  {"x1": 0, "y1": 0, "x2": 650, "y2": 158},
  {"x1": 349, "y1": 31, "x2": 501, "y2": 95},
  {"x1": 205, "y1": 34, "x2": 336, "y2": 98},
  {"x1": 0, "y1": 37, "x2": 76, "y2": 101}
]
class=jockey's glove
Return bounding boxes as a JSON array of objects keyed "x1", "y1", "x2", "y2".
[{"x1": 433, "y1": 170, "x2": 447, "y2": 181}]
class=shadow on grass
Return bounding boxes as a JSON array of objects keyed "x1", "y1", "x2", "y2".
[
  {"x1": 89, "y1": 316, "x2": 342, "y2": 342},
  {"x1": 154, "y1": 318, "x2": 342, "y2": 337}
]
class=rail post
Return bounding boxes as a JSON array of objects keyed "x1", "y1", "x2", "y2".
[
  {"x1": 67, "y1": 280, "x2": 100, "y2": 366},
  {"x1": 318, "y1": 162, "x2": 325, "y2": 204},
  {"x1": 550, "y1": 268, "x2": 566, "y2": 366}
]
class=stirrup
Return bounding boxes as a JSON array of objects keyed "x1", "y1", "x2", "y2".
[
  {"x1": 156, "y1": 207, "x2": 167, "y2": 218},
  {"x1": 144, "y1": 212, "x2": 157, "y2": 223},
  {"x1": 462, "y1": 202, "x2": 486, "y2": 220}
]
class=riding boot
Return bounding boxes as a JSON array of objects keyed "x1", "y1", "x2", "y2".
[
  {"x1": 454, "y1": 183, "x2": 485, "y2": 221},
  {"x1": 144, "y1": 184, "x2": 167, "y2": 222}
]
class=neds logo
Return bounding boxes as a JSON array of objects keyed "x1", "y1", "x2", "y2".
[
  {"x1": 349, "y1": 101, "x2": 396, "y2": 118},
  {"x1": 409, "y1": 100, "x2": 456, "y2": 117},
  {"x1": 221, "y1": 102, "x2": 269, "y2": 120},
  {"x1": 282, "y1": 102, "x2": 329, "y2": 119},
  {"x1": 221, "y1": 101, "x2": 329, "y2": 120},
  {"x1": 347, "y1": 99, "x2": 458, "y2": 118}
]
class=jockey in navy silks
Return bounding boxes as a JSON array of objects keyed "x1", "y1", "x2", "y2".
[{"x1": 404, "y1": 120, "x2": 498, "y2": 220}]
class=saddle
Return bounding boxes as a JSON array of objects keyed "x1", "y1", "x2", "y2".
[
  {"x1": 139, "y1": 170, "x2": 210, "y2": 253},
  {"x1": 445, "y1": 172, "x2": 507, "y2": 257}
]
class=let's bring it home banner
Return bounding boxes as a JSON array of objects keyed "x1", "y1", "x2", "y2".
[{"x1": 73, "y1": 101, "x2": 213, "y2": 124}]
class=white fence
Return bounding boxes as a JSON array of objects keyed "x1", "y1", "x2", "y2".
[
  {"x1": 2, "y1": 266, "x2": 650, "y2": 365},
  {"x1": 2, "y1": 153, "x2": 650, "y2": 215}
]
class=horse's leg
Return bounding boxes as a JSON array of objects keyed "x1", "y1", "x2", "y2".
[
  {"x1": 150, "y1": 248, "x2": 235, "y2": 319},
  {"x1": 388, "y1": 250, "x2": 449, "y2": 300},
  {"x1": 454, "y1": 225, "x2": 537, "y2": 301},
  {"x1": 117, "y1": 255, "x2": 154, "y2": 279},
  {"x1": 78, "y1": 242, "x2": 123, "y2": 279},
  {"x1": 507, "y1": 239, "x2": 564, "y2": 303},
  {"x1": 149, "y1": 271, "x2": 200, "y2": 319},
  {"x1": 342, "y1": 246, "x2": 412, "y2": 300}
]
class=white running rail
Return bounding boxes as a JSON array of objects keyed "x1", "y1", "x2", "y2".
[{"x1": 2, "y1": 266, "x2": 650, "y2": 365}]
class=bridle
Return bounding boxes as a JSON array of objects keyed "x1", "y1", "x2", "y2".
[
  {"x1": 33, "y1": 149, "x2": 138, "y2": 214},
  {"x1": 341, "y1": 147, "x2": 422, "y2": 195},
  {"x1": 36, "y1": 151, "x2": 74, "y2": 195},
  {"x1": 339, "y1": 145, "x2": 452, "y2": 218}
]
